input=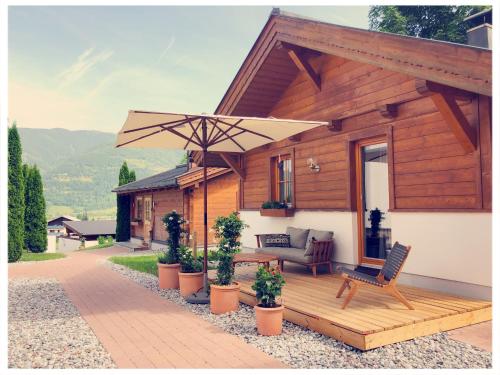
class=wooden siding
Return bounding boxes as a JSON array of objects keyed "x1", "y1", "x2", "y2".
[
  {"x1": 188, "y1": 173, "x2": 239, "y2": 245},
  {"x1": 240, "y1": 54, "x2": 491, "y2": 212},
  {"x1": 152, "y1": 189, "x2": 184, "y2": 242}
]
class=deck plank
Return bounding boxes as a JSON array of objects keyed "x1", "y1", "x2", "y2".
[{"x1": 233, "y1": 265, "x2": 491, "y2": 350}]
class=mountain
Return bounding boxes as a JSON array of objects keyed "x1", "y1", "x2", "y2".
[{"x1": 19, "y1": 128, "x2": 184, "y2": 219}]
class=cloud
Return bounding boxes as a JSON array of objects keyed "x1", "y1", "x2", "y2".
[{"x1": 57, "y1": 47, "x2": 114, "y2": 88}]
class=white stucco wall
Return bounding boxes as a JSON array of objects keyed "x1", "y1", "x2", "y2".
[
  {"x1": 391, "y1": 212, "x2": 492, "y2": 287},
  {"x1": 239, "y1": 210, "x2": 492, "y2": 298},
  {"x1": 240, "y1": 210, "x2": 358, "y2": 265}
]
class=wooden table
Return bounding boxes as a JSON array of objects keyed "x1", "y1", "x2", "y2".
[{"x1": 232, "y1": 253, "x2": 279, "y2": 270}]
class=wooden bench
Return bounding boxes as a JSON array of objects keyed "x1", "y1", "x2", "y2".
[{"x1": 255, "y1": 234, "x2": 334, "y2": 277}]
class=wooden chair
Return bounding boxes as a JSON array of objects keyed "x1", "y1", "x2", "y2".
[{"x1": 336, "y1": 242, "x2": 414, "y2": 310}]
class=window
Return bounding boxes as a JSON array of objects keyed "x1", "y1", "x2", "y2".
[
  {"x1": 136, "y1": 197, "x2": 143, "y2": 219},
  {"x1": 272, "y1": 154, "x2": 293, "y2": 206},
  {"x1": 144, "y1": 198, "x2": 152, "y2": 221}
]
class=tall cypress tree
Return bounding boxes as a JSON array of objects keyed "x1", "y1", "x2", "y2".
[
  {"x1": 22, "y1": 164, "x2": 32, "y2": 250},
  {"x1": 8, "y1": 123, "x2": 25, "y2": 262},
  {"x1": 24, "y1": 165, "x2": 47, "y2": 252},
  {"x1": 128, "y1": 170, "x2": 136, "y2": 183},
  {"x1": 116, "y1": 162, "x2": 132, "y2": 241}
]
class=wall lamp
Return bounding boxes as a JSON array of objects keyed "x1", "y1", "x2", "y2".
[{"x1": 307, "y1": 158, "x2": 320, "y2": 173}]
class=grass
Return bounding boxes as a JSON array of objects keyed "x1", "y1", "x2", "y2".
[
  {"x1": 80, "y1": 242, "x2": 115, "y2": 251},
  {"x1": 109, "y1": 251, "x2": 218, "y2": 277},
  {"x1": 109, "y1": 255, "x2": 159, "y2": 276},
  {"x1": 20, "y1": 251, "x2": 66, "y2": 262}
]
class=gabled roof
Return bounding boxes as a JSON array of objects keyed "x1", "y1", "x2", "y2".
[
  {"x1": 48, "y1": 215, "x2": 79, "y2": 224},
  {"x1": 215, "y1": 9, "x2": 491, "y2": 117},
  {"x1": 112, "y1": 164, "x2": 188, "y2": 194},
  {"x1": 63, "y1": 220, "x2": 116, "y2": 236},
  {"x1": 177, "y1": 167, "x2": 231, "y2": 189}
]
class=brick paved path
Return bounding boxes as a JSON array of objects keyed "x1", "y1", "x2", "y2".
[{"x1": 9, "y1": 247, "x2": 285, "y2": 368}]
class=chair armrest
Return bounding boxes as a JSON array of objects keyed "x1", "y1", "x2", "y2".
[
  {"x1": 311, "y1": 239, "x2": 334, "y2": 262},
  {"x1": 254, "y1": 233, "x2": 286, "y2": 248}
]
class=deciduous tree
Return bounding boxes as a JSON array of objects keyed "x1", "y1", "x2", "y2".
[{"x1": 369, "y1": 6, "x2": 488, "y2": 43}]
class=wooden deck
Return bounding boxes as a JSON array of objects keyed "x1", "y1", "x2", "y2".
[{"x1": 231, "y1": 264, "x2": 491, "y2": 351}]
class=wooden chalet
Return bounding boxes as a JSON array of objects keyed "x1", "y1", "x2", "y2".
[
  {"x1": 202, "y1": 9, "x2": 492, "y2": 349},
  {"x1": 113, "y1": 163, "x2": 239, "y2": 248}
]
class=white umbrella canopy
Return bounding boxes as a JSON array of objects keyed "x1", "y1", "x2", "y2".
[
  {"x1": 116, "y1": 110, "x2": 328, "y2": 152},
  {"x1": 115, "y1": 110, "x2": 327, "y2": 303}
]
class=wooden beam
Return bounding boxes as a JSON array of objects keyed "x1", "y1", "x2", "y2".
[
  {"x1": 415, "y1": 79, "x2": 475, "y2": 101},
  {"x1": 429, "y1": 93, "x2": 477, "y2": 153},
  {"x1": 219, "y1": 152, "x2": 245, "y2": 180},
  {"x1": 288, "y1": 134, "x2": 301, "y2": 142},
  {"x1": 377, "y1": 104, "x2": 398, "y2": 118},
  {"x1": 327, "y1": 119, "x2": 342, "y2": 132},
  {"x1": 282, "y1": 42, "x2": 321, "y2": 92}
]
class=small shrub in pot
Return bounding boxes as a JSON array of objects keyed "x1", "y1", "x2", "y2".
[
  {"x1": 252, "y1": 266, "x2": 286, "y2": 335},
  {"x1": 210, "y1": 212, "x2": 247, "y2": 314},
  {"x1": 157, "y1": 210, "x2": 186, "y2": 289},
  {"x1": 178, "y1": 245, "x2": 204, "y2": 297}
]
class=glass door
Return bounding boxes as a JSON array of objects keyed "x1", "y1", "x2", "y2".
[{"x1": 356, "y1": 138, "x2": 392, "y2": 265}]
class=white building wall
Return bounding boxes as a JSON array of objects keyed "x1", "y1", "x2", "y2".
[{"x1": 239, "y1": 210, "x2": 492, "y2": 300}]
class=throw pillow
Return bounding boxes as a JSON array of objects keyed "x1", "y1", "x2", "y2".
[
  {"x1": 263, "y1": 234, "x2": 291, "y2": 248},
  {"x1": 286, "y1": 226, "x2": 310, "y2": 249},
  {"x1": 304, "y1": 229, "x2": 334, "y2": 255}
]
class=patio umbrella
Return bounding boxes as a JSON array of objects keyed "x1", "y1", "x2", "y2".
[{"x1": 116, "y1": 110, "x2": 327, "y2": 303}]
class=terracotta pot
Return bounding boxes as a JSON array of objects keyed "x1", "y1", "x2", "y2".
[
  {"x1": 254, "y1": 304, "x2": 285, "y2": 336},
  {"x1": 210, "y1": 283, "x2": 240, "y2": 314},
  {"x1": 157, "y1": 263, "x2": 180, "y2": 289},
  {"x1": 178, "y1": 272, "x2": 204, "y2": 297}
]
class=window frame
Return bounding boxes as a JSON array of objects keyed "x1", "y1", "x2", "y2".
[
  {"x1": 135, "y1": 196, "x2": 144, "y2": 220},
  {"x1": 268, "y1": 148, "x2": 295, "y2": 208},
  {"x1": 144, "y1": 197, "x2": 152, "y2": 221}
]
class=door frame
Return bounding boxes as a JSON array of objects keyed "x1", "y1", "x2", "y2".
[{"x1": 355, "y1": 136, "x2": 389, "y2": 266}]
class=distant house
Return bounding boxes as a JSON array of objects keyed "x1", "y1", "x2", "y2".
[
  {"x1": 113, "y1": 163, "x2": 239, "y2": 249},
  {"x1": 63, "y1": 220, "x2": 116, "y2": 241},
  {"x1": 47, "y1": 215, "x2": 79, "y2": 235}
]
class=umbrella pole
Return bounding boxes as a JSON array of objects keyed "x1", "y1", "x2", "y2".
[
  {"x1": 202, "y1": 146, "x2": 209, "y2": 292},
  {"x1": 185, "y1": 118, "x2": 210, "y2": 304}
]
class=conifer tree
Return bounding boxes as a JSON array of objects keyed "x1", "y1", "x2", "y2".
[
  {"x1": 22, "y1": 164, "x2": 32, "y2": 249},
  {"x1": 24, "y1": 165, "x2": 47, "y2": 252},
  {"x1": 116, "y1": 162, "x2": 132, "y2": 241},
  {"x1": 8, "y1": 123, "x2": 25, "y2": 262}
]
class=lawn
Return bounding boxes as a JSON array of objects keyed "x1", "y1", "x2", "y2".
[
  {"x1": 20, "y1": 251, "x2": 66, "y2": 262},
  {"x1": 109, "y1": 251, "x2": 218, "y2": 276},
  {"x1": 80, "y1": 242, "x2": 115, "y2": 251},
  {"x1": 109, "y1": 255, "x2": 159, "y2": 276}
]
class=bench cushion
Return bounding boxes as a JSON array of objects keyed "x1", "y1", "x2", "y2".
[
  {"x1": 255, "y1": 247, "x2": 313, "y2": 264},
  {"x1": 286, "y1": 226, "x2": 309, "y2": 249},
  {"x1": 304, "y1": 229, "x2": 334, "y2": 256}
]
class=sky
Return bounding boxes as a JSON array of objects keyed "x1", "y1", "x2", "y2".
[{"x1": 8, "y1": 6, "x2": 369, "y2": 133}]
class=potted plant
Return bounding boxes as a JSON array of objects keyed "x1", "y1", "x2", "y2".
[
  {"x1": 251, "y1": 266, "x2": 286, "y2": 336},
  {"x1": 368, "y1": 207, "x2": 385, "y2": 237},
  {"x1": 260, "y1": 200, "x2": 294, "y2": 217},
  {"x1": 366, "y1": 207, "x2": 386, "y2": 258},
  {"x1": 210, "y1": 212, "x2": 247, "y2": 315},
  {"x1": 178, "y1": 245, "x2": 204, "y2": 297},
  {"x1": 157, "y1": 210, "x2": 184, "y2": 289}
]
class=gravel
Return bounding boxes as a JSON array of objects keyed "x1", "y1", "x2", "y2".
[
  {"x1": 8, "y1": 278, "x2": 116, "y2": 369},
  {"x1": 107, "y1": 261, "x2": 491, "y2": 369}
]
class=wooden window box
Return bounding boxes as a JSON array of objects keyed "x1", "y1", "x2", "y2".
[{"x1": 259, "y1": 208, "x2": 295, "y2": 217}]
